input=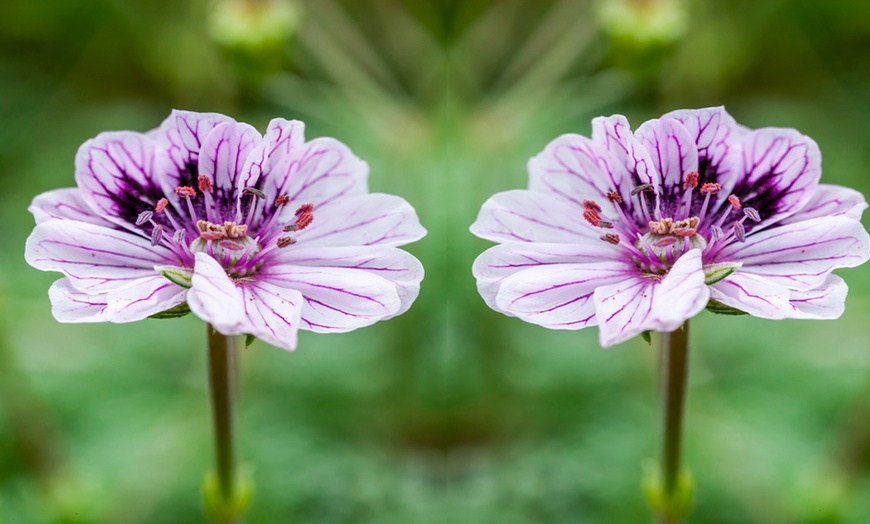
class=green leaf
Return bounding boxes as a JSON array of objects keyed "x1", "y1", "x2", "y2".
[
  {"x1": 640, "y1": 331, "x2": 652, "y2": 345},
  {"x1": 149, "y1": 302, "x2": 191, "y2": 319},
  {"x1": 703, "y1": 261, "x2": 741, "y2": 285},
  {"x1": 705, "y1": 299, "x2": 748, "y2": 316},
  {"x1": 245, "y1": 334, "x2": 256, "y2": 348},
  {"x1": 155, "y1": 265, "x2": 194, "y2": 288}
]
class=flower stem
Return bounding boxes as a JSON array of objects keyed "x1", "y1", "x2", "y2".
[
  {"x1": 657, "y1": 320, "x2": 691, "y2": 523},
  {"x1": 207, "y1": 325, "x2": 238, "y2": 523}
]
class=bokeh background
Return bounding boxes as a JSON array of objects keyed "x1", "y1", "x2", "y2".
[{"x1": 2, "y1": 0, "x2": 870, "y2": 522}]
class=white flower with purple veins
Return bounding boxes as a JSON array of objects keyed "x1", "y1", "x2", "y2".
[
  {"x1": 26, "y1": 111, "x2": 426, "y2": 351},
  {"x1": 471, "y1": 107, "x2": 870, "y2": 347}
]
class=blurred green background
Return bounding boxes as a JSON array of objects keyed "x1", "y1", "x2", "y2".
[{"x1": 2, "y1": 0, "x2": 870, "y2": 522}]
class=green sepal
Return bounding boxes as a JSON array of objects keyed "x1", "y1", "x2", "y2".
[
  {"x1": 705, "y1": 299, "x2": 748, "y2": 316},
  {"x1": 643, "y1": 460, "x2": 695, "y2": 523},
  {"x1": 202, "y1": 465, "x2": 254, "y2": 523},
  {"x1": 640, "y1": 331, "x2": 652, "y2": 345},
  {"x1": 703, "y1": 261, "x2": 741, "y2": 285},
  {"x1": 149, "y1": 302, "x2": 191, "y2": 319},
  {"x1": 155, "y1": 265, "x2": 194, "y2": 288},
  {"x1": 245, "y1": 334, "x2": 256, "y2": 348}
]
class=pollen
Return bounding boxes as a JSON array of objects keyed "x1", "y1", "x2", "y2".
[
  {"x1": 606, "y1": 191, "x2": 622, "y2": 204},
  {"x1": 683, "y1": 171, "x2": 699, "y2": 189},
  {"x1": 582, "y1": 200, "x2": 602, "y2": 213},
  {"x1": 276, "y1": 236, "x2": 296, "y2": 248},
  {"x1": 176, "y1": 186, "x2": 197, "y2": 199},
  {"x1": 700, "y1": 183, "x2": 721, "y2": 195},
  {"x1": 198, "y1": 175, "x2": 214, "y2": 193},
  {"x1": 728, "y1": 194, "x2": 742, "y2": 209},
  {"x1": 274, "y1": 194, "x2": 290, "y2": 207},
  {"x1": 600, "y1": 233, "x2": 620, "y2": 245},
  {"x1": 155, "y1": 198, "x2": 169, "y2": 213}
]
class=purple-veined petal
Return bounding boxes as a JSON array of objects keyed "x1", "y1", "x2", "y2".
[
  {"x1": 153, "y1": 110, "x2": 236, "y2": 174},
  {"x1": 528, "y1": 133, "x2": 630, "y2": 215},
  {"x1": 717, "y1": 216, "x2": 870, "y2": 290},
  {"x1": 779, "y1": 184, "x2": 868, "y2": 224},
  {"x1": 198, "y1": 120, "x2": 262, "y2": 212},
  {"x1": 74, "y1": 131, "x2": 172, "y2": 232},
  {"x1": 292, "y1": 193, "x2": 425, "y2": 248},
  {"x1": 29, "y1": 188, "x2": 115, "y2": 227},
  {"x1": 473, "y1": 241, "x2": 635, "y2": 312},
  {"x1": 594, "y1": 249, "x2": 707, "y2": 346},
  {"x1": 590, "y1": 114, "x2": 659, "y2": 226},
  {"x1": 470, "y1": 190, "x2": 600, "y2": 244},
  {"x1": 105, "y1": 275, "x2": 187, "y2": 322},
  {"x1": 495, "y1": 261, "x2": 633, "y2": 329},
  {"x1": 48, "y1": 278, "x2": 109, "y2": 322},
  {"x1": 650, "y1": 249, "x2": 710, "y2": 329},
  {"x1": 725, "y1": 127, "x2": 822, "y2": 228},
  {"x1": 272, "y1": 245, "x2": 424, "y2": 318},
  {"x1": 709, "y1": 272, "x2": 791, "y2": 319},
  {"x1": 259, "y1": 265, "x2": 401, "y2": 333},
  {"x1": 25, "y1": 220, "x2": 178, "y2": 294},
  {"x1": 238, "y1": 281, "x2": 303, "y2": 351},
  {"x1": 635, "y1": 118, "x2": 699, "y2": 218},
  {"x1": 787, "y1": 274, "x2": 848, "y2": 319},
  {"x1": 188, "y1": 253, "x2": 246, "y2": 334}
]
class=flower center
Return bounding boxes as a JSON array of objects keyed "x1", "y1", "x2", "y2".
[
  {"x1": 133, "y1": 174, "x2": 315, "y2": 279},
  {"x1": 581, "y1": 171, "x2": 762, "y2": 273}
]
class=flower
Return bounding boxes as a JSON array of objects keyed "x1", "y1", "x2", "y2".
[
  {"x1": 471, "y1": 107, "x2": 870, "y2": 347},
  {"x1": 26, "y1": 110, "x2": 426, "y2": 351}
]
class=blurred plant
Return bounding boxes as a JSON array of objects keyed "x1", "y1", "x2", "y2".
[
  {"x1": 595, "y1": 0, "x2": 687, "y2": 48},
  {"x1": 209, "y1": 0, "x2": 302, "y2": 53},
  {"x1": 469, "y1": 107, "x2": 870, "y2": 522}
]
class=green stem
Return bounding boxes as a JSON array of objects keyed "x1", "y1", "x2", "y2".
[
  {"x1": 658, "y1": 321, "x2": 690, "y2": 523},
  {"x1": 207, "y1": 325, "x2": 238, "y2": 523}
]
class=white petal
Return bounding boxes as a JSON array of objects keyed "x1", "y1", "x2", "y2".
[
  {"x1": 709, "y1": 272, "x2": 791, "y2": 319},
  {"x1": 48, "y1": 278, "x2": 109, "y2": 323},
  {"x1": 718, "y1": 216, "x2": 870, "y2": 291},
  {"x1": 470, "y1": 190, "x2": 599, "y2": 244},
  {"x1": 25, "y1": 220, "x2": 177, "y2": 294},
  {"x1": 779, "y1": 184, "x2": 868, "y2": 224},
  {"x1": 635, "y1": 118, "x2": 699, "y2": 217},
  {"x1": 29, "y1": 188, "x2": 113, "y2": 227},
  {"x1": 472, "y1": 241, "x2": 633, "y2": 312},
  {"x1": 198, "y1": 121, "x2": 261, "y2": 205},
  {"x1": 593, "y1": 250, "x2": 707, "y2": 347},
  {"x1": 273, "y1": 245, "x2": 424, "y2": 318},
  {"x1": 292, "y1": 193, "x2": 426, "y2": 248},
  {"x1": 239, "y1": 282, "x2": 303, "y2": 351},
  {"x1": 105, "y1": 275, "x2": 188, "y2": 322},
  {"x1": 188, "y1": 253, "x2": 247, "y2": 334},
  {"x1": 260, "y1": 265, "x2": 401, "y2": 333},
  {"x1": 787, "y1": 274, "x2": 848, "y2": 319},
  {"x1": 495, "y1": 261, "x2": 633, "y2": 329}
]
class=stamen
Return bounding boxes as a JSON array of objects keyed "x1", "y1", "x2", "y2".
[
  {"x1": 136, "y1": 211, "x2": 153, "y2": 226},
  {"x1": 598, "y1": 220, "x2": 614, "y2": 229},
  {"x1": 583, "y1": 209, "x2": 602, "y2": 227},
  {"x1": 711, "y1": 225, "x2": 724, "y2": 241},
  {"x1": 198, "y1": 175, "x2": 214, "y2": 193},
  {"x1": 700, "y1": 183, "x2": 721, "y2": 195},
  {"x1": 606, "y1": 191, "x2": 622, "y2": 204},
  {"x1": 672, "y1": 227, "x2": 696, "y2": 237},
  {"x1": 275, "y1": 195, "x2": 290, "y2": 208},
  {"x1": 219, "y1": 240, "x2": 243, "y2": 251},
  {"x1": 173, "y1": 229, "x2": 186, "y2": 244},
  {"x1": 728, "y1": 195, "x2": 741, "y2": 209},
  {"x1": 151, "y1": 224, "x2": 164, "y2": 246},
  {"x1": 243, "y1": 187, "x2": 266, "y2": 199},
  {"x1": 200, "y1": 232, "x2": 225, "y2": 241},
  {"x1": 600, "y1": 233, "x2": 620, "y2": 245},
  {"x1": 654, "y1": 237, "x2": 678, "y2": 248},
  {"x1": 683, "y1": 171, "x2": 699, "y2": 190},
  {"x1": 582, "y1": 200, "x2": 602, "y2": 213},
  {"x1": 632, "y1": 184, "x2": 654, "y2": 223},
  {"x1": 295, "y1": 203, "x2": 314, "y2": 216},
  {"x1": 176, "y1": 186, "x2": 197, "y2": 199},
  {"x1": 743, "y1": 207, "x2": 761, "y2": 223},
  {"x1": 155, "y1": 198, "x2": 169, "y2": 213},
  {"x1": 276, "y1": 236, "x2": 296, "y2": 248},
  {"x1": 631, "y1": 184, "x2": 654, "y2": 196},
  {"x1": 734, "y1": 221, "x2": 746, "y2": 243}
]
